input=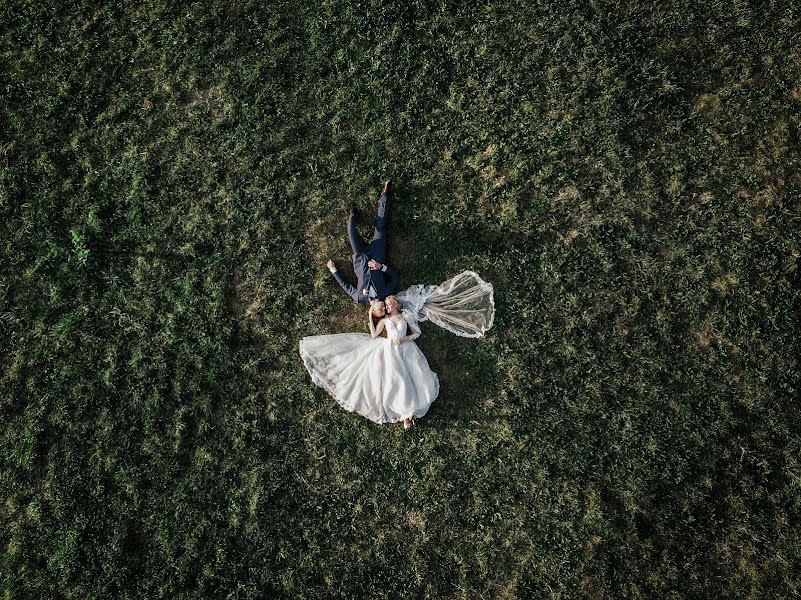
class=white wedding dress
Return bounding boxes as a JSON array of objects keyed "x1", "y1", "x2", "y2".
[{"x1": 299, "y1": 316, "x2": 440, "y2": 424}]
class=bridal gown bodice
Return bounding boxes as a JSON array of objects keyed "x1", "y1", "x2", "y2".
[
  {"x1": 384, "y1": 316, "x2": 407, "y2": 340},
  {"x1": 299, "y1": 317, "x2": 439, "y2": 424}
]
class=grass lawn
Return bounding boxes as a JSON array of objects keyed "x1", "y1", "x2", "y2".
[{"x1": 2, "y1": 1, "x2": 800, "y2": 597}]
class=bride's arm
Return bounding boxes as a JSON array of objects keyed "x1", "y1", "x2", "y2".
[
  {"x1": 397, "y1": 317, "x2": 421, "y2": 344},
  {"x1": 368, "y1": 311, "x2": 386, "y2": 338}
]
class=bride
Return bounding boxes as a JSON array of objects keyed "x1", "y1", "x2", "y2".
[
  {"x1": 299, "y1": 295, "x2": 439, "y2": 428},
  {"x1": 300, "y1": 270, "x2": 495, "y2": 428}
]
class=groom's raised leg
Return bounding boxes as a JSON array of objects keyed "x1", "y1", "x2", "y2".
[
  {"x1": 348, "y1": 210, "x2": 368, "y2": 255},
  {"x1": 368, "y1": 179, "x2": 391, "y2": 262},
  {"x1": 373, "y1": 179, "x2": 391, "y2": 236}
]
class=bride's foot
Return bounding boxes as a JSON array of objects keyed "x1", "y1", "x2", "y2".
[{"x1": 403, "y1": 415, "x2": 416, "y2": 429}]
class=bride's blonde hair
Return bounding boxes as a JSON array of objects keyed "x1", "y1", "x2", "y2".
[{"x1": 384, "y1": 295, "x2": 402, "y2": 312}]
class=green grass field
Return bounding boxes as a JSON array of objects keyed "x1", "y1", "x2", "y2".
[{"x1": 2, "y1": 1, "x2": 800, "y2": 597}]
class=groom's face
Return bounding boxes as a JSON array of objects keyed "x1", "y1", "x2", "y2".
[{"x1": 371, "y1": 301, "x2": 385, "y2": 317}]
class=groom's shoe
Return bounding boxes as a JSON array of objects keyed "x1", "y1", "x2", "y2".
[{"x1": 381, "y1": 179, "x2": 392, "y2": 198}]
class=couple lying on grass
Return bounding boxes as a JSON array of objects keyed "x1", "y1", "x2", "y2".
[{"x1": 300, "y1": 180, "x2": 495, "y2": 429}]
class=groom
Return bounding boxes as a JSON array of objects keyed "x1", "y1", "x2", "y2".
[{"x1": 327, "y1": 179, "x2": 399, "y2": 313}]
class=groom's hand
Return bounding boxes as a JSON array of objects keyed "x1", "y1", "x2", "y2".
[
  {"x1": 368, "y1": 259, "x2": 383, "y2": 270},
  {"x1": 326, "y1": 259, "x2": 335, "y2": 270}
]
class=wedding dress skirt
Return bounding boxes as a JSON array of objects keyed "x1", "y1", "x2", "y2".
[{"x1": 299, "y1": 318, "x2": 439, "y2": 424}]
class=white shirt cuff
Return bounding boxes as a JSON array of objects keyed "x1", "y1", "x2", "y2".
[
  {"x1": 329, "y1": 266, "x2": 337, "y2": 273},
  {"x1": 381, "y1": 264, "x2": 387, "y2": 272}
]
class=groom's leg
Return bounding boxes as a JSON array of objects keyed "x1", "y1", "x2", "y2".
[
  {"x1": 367, "y1": 192, "x2": 389, "y2": 262},
  {"x1": 348, "y1": 213, "x2": 368, "y2": 255}
]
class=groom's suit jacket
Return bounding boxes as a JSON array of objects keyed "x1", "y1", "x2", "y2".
[{"x1": 332, "y1": 254, "x2": 399, "y2": 305}]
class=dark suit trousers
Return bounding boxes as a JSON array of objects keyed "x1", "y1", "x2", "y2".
[{"x1": 348, "y1": 192, "x2": 389, "y2": 263}]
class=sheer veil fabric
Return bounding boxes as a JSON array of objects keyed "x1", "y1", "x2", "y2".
[{"x1": 397, "y1": 271, "x2": 495, "y2": 338}]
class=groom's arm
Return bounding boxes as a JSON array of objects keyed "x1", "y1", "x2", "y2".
[
  {"x1": 368, "y1": 259, "x2": 399, "y2": 292},
  {"x1": 327, "y1": 259, "x2": 357, "y2": 299}
]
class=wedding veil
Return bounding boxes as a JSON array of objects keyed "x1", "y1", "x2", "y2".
[{"x1": 398, "y1": 271, "x2": 495, "y2": 338}]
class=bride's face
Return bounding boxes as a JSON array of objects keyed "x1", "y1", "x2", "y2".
[{"x1": 385, "y1": 299, "x2": 399, "y2": 314}]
